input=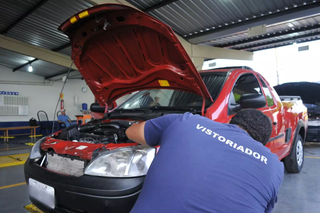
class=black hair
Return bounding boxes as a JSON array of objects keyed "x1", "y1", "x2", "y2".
[{"x1": 229, "y1": 109, "x2": 272, "y2": 145}]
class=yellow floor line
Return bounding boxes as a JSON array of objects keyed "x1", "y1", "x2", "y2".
[
  {"x1": 0, "y1": 153, "x2": 29, "y2": 168},
  {"x1": 24, "y1": 204, "x2": 44, "y2": 213},
  {"x1": 0, "y1": 182, "x2": 26, "y2": 190},
  {"x1": 305, "y1": 156, "x2": 320, "y2": 159}
]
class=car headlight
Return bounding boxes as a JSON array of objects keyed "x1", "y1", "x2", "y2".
[
  {"x1": 84, "y1": 146, "x2": 156, "y2": 177},
  {"x1": 30, "y1": 137, "x2": 46, "y2": 160}
]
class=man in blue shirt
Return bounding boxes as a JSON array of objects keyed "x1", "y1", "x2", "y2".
[
  {"x1": 57, "y1": 109, "x2": 77, "y2": 128},
  {"x1": 126, "y1": 109, "x2": 284, "y2": 213}
]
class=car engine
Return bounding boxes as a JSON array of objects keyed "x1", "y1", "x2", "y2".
[
  {"x1": 53, "y1": 120, "x2": 136, "y2": 144},
  {"x1": 41, "y1": 120, "x2": 139, "y2": 176}
]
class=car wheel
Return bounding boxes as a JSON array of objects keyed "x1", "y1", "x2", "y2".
[{"x1": 284, "y1": 135, "x2": 304, "y2": 173}]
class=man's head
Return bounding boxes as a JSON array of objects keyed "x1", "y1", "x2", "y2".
[
  {"x1": 61, "y1": 109, "x2": 66, "y2": 115},
  {"x1": 155, "y1": 97, "x2": 160, "y2": 103},
  {"x1": 229, "y1": 109, "x2": 272, "y2": 145}
]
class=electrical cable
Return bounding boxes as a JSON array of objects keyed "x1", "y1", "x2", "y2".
[{"x1": 52, "y1": 48, "x2": 82, "y2": 133}]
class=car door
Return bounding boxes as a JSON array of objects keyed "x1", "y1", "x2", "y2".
[
  {"x1": 257, "y1": 75, "x2": 286, "y2": 157},
  {"x1": 228, "y1": 73, "x2": 275, "y2": 149}
]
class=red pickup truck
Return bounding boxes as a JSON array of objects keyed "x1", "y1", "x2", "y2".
[{"x1": 24, "y1": 4, "x2": 308, "y2": 213}]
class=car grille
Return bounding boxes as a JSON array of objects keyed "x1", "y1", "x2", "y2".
[{"x1": 46, "y1": 153, "x2": 85, "y2": 177}]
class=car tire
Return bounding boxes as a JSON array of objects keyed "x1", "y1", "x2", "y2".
[{"x1": 284, "y1": 134, "x2": 304, "y2": 173}]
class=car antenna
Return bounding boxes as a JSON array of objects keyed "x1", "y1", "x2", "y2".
[{"x1": 51, "y1": 47, "x2": 82, "y2": 133}]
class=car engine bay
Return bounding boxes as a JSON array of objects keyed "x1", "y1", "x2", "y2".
[
  {"x1": 36, "y1": 120, "x2": 141, "y2": 176},
  {"x1": 53, "y1": 120, "x2": 137, "y2": 144}
]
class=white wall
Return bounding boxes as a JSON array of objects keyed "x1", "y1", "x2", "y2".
[
  {"x1": 203, "y1": 40, "x2": 320, "y2": 87},
  {"x1": 0, "y1": 65, "x2": 95, "y2": 121}
]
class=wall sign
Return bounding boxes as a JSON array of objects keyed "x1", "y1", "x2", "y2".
[{"x1": 0, "y1": 91, "x2": 19, "y2": 95}]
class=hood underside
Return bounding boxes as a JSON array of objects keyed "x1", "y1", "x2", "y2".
[
  {"x1": 59, "y1": 4, "x2": 213, "y2": 107},
  {"x1": 274, "y1": 82, "x2": 320, "y2": 105}
]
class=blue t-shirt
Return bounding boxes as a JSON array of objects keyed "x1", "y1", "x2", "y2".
[
  {"x1": 58, "y1": 114, "x2": 71, "y2": 123},
  {"x1": 130, "y1": 113, "x2": 284, "y2": 213}
]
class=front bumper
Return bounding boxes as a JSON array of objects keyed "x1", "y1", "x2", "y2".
[
  {"x1": 306, "y1": 125, "x2": 320, "y2": 142},
  {"x1": 24, "y1": 158, "x2": 144, "y2": 213}
]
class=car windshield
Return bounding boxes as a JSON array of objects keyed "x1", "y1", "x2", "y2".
[{"x1": 117, "y1": 72, "x2": 228, "y2": 110}]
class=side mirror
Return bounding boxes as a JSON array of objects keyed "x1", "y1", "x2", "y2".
[
  {"x1": 90, "y1": 102, "x2": 105, "y2": 113},
  {"x1": 240, "y1": 93, "x2": 266, "y2": 109}
]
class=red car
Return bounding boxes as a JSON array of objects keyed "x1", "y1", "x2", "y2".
[{"x1": 24, "y1": 4, "x2": 308, "y2": 213}]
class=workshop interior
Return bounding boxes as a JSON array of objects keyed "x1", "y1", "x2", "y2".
[{"x1": 1, "y1": 0, "x2": 320, "y2": 212}]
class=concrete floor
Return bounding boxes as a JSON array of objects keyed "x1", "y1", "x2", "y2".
[{"x1": 1, "y1": 137, "x2": 320, "y2": 213}]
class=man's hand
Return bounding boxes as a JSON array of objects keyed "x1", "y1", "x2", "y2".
[{"x1": 125, "y1": 122, "x2": 148, "y2": 145}]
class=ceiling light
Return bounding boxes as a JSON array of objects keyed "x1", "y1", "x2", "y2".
[{"x1": 28, "y1": 64, "x2": 33, "y2": 72}]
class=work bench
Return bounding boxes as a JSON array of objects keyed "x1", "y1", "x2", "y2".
[{"x1": 0, "y1": 126, "x2": 40, "y2": 142}]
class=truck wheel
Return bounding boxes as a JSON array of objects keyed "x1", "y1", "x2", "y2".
[{"x1": 284, "y1": 135, "x2": 304, "y2": 173}]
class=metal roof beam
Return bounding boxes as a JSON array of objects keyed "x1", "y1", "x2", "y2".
[
  {"x1": 144, "y1": 0, "x2": 179, "y2": 13},
  {"x1": 249, "y1": 37, "x2": 320, "y2": 52},
  {"x1": 13, "y1": 58, "x2": 38, "y2": 72},
  {"x1": 1, "y1": 0, "x2": 49, "y2": 35},
  {"x1": 12, "y1": 43, "x2": 71, "y2": 72},
  {"x1": 236, "y1": 31, "x2": 320, "y2": 50},
  {"x1": 216, "y1": 24, "x2": 320, "y2": 48},
  {"x1": 45, "y1": 70, "x2": 77, "y2": 79},
  {"x1": 0, "y1": 35, "x2": 77, "y2": 70},
  {"x1": 191, "y1": 44, "x2": 253, "y2": 60},
  {"x1": 187, "y1": 2, "x2": 320, "y2": 44},
  {"x1": 90, "y1": 0, "x2": 253, "y2": 60}
]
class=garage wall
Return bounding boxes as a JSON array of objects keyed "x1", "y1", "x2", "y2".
[
  {"x1": 0, "y1": 65, "x2": 95, "y2": 122},
  {"x1": 203, "y1": 40, "x2": 320, "y2": 87}
]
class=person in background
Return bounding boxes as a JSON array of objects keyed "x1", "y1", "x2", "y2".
[
  {"x1": 150, "y1": 96, "x2": 161, "y2": 107},
  {"x1": 58, "y1": 109, "x2": 77, "y2": 128},
  {"x1": 139, "y1": 92, "x2": 154, "y2": 107}
]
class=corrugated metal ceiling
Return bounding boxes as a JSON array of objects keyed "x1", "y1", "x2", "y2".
[
  {"x1": 1, "y1": 0, "x2": 320, "y2": 79},
  {"x1": 0, "y1": 0, "x2": 42, "y2": 33},
  {"x1": 0, "y1": 47, "x2": 71, "y2": 78},
  {"x1": 0, "y1": 47, "x2": 34, "y2": 68},
  {"x1": 208, "y1": 14, "x2": 320, "y2": 46},
  {"x1": 128, "y1": 0, "x2": 317, "y2": 36},
  {"x1": 129, "y1": 0, "x2": 320, "y2": 52},
  {"x1": 3, "y1": 0, "x2": 92, "y2": 50},
  {"x1": 0, "y1": 0, "x2": 92, "y2": 78}
]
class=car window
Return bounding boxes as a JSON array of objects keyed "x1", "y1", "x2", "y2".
[
  {"x1": 258, "y1": 76, "x2": 275, "y2": 106},
  {"x1": 230, "y1": 73, "x2": 263, "y2": 105},
  {"x1": 118, "y1": 72, "x2": 228, "y2": 110}
]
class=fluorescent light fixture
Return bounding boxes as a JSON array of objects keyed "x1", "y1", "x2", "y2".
[{"x1": 28, "y1": 64, "x2": 33, "y2": 72}]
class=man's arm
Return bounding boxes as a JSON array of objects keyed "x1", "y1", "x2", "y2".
[
  {"x1": 57, "y1": 116, "x2": 65, "y2": 123},
  {"x1": 125, "y1": 122, "x2": 147, "y2": 145},
  {"x1": 126, "y1": 114, "x2": 184, "y2": 146},
  {"x1": 67, "y1": 116, "x2": 72, "y2": 123}
]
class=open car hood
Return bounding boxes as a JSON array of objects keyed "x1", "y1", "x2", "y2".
[
  {"x1": 59, "y1": 4, "x2": 213, "y2": 107},
  {"x1": 274, "y1": 82, "x2": 320, "y2": 105}
]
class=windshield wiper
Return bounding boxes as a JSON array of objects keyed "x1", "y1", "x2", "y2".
[
  {"x1": 148, "y1": 106, "x2": 201, "y2": 112},
  {"x1": 113, "y1": 108, "x2": 148, "y2": 113}
]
